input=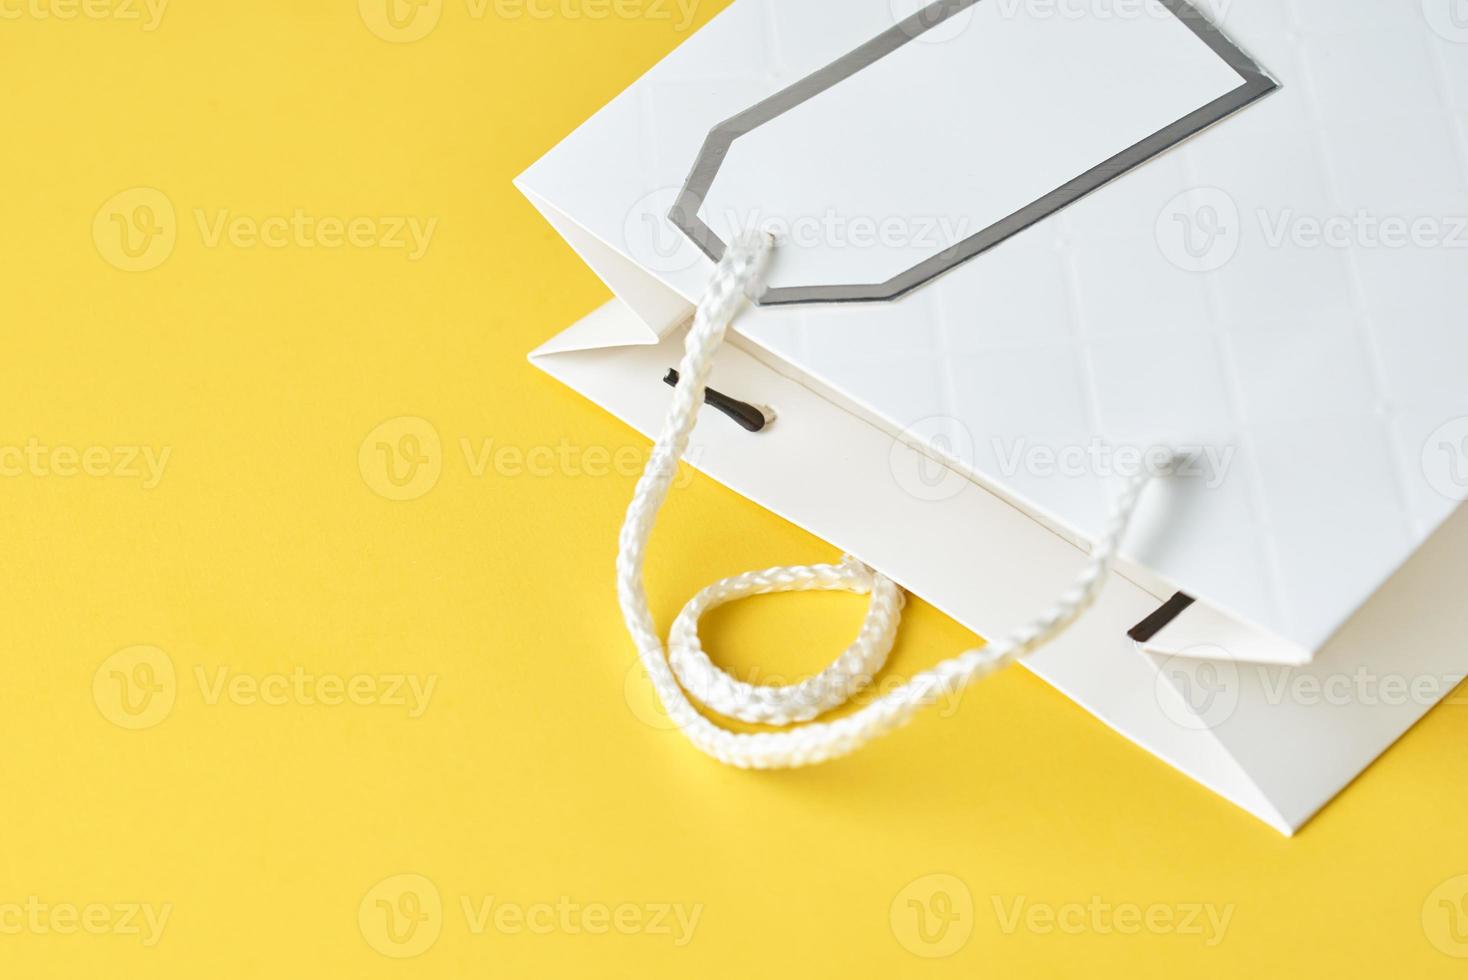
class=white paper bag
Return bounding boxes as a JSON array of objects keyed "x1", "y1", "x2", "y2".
[{"x1": 517, "y1": 0, "x2": 1468, "y2": 834}]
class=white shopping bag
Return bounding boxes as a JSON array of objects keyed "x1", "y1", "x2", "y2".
[{"x1": 517, "y1": 0, "x2": 1468, "y2": 834}]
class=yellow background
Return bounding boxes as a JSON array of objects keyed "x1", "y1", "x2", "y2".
[{"x1": 2, "y1": 1, "x2": 1467, "y2": 975}]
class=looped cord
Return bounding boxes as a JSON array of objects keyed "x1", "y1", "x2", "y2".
[
  {"x1": 616, "y1": 234, "x2": 1163, "y2": 769},
  {"x1": 667, "y1": 555, "x2": 905, "y2": 726}
]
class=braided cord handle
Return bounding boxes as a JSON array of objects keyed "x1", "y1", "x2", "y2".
[{"x1": 615, "y1": 235, "x2": 1161, "y2": 769}]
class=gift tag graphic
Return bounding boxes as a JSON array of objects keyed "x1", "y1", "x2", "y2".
[{"x1": 670, "y1": 0, "x2": 1276, "y2": 304}]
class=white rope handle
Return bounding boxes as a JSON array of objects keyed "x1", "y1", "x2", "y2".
[
  {"x1": 668, "y1": 555, "x2": 905, "y2": 725},
  {"x1": 616, "y1": 234, "x2": 1164, "y2": 769}
]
